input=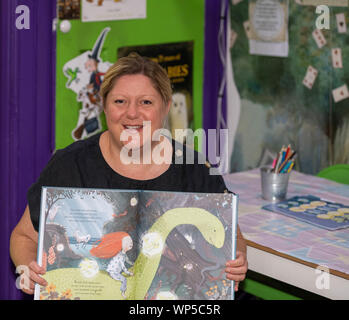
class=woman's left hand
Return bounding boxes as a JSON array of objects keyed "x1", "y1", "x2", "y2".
[{"x1": 225, "y1": 251, "x2": 248, "y2": 292}]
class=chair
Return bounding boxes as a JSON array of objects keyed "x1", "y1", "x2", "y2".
[{"x1": 317, "y1": 164, "x2": 349, "y2": 185}]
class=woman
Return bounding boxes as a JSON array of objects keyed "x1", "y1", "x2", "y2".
[{"x1": 10, "y1": 52, "x2": 247, "y2": 296}]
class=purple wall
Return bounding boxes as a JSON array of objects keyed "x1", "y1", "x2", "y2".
[{"x1": 0, "y1": 0, "x2": 56, "y2": 300}]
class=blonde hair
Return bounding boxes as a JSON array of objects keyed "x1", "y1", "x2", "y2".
[{"x1": 100, "y1": 52, "x2": 172, "y2": 107}]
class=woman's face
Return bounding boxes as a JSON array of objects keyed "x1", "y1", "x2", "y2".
[{"x1": 104, "y1": 74, "x2": 170, "y2": 152}]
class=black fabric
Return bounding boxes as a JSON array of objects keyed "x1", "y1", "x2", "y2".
[{"x1": 27, "y1": 132, "x2": 229, "y2": 232}]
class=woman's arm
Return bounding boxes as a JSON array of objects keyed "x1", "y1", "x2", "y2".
[
  {"x1": 10, "y1": 206, "x2": 47, "y2": 294},
  {"x1": 10, "y1": 206, "x2": 38, "y2": 266}
]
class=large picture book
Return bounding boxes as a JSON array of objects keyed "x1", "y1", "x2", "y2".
[{"x1": 34, "y1": 187, "x2": 238, "y2": 300}]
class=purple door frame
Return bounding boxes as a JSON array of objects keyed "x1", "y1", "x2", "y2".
[
  {"x1": 203, "y1": 0, "x2": 228, "y2": 132},
  {"x1": 0, "y1": 0, "x2": 56, "y2": 300}
]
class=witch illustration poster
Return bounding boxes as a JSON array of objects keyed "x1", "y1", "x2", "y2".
[
  {"x1": 63, "y1": 28, "x2": 112, "y2": 141},
  {"x1": 34, "y1": 187, "x2": 237, "y2": 300}
]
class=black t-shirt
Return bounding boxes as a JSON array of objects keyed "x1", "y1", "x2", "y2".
[{"x1": 27, "y1": 132, "x2": 230, "y2": 232}]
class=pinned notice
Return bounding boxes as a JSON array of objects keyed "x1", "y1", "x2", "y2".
[{"x1": 248, "y1": 0, "x2": 289, "y2": 57}]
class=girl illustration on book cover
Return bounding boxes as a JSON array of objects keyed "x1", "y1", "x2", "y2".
[{"x1": 90, "y1": 232, "x2": 134, "y2": 298}]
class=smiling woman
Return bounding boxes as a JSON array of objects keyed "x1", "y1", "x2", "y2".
[
  {"x1": 99, "y1": 53, "x2": 173, "y2": 180},
  {"x1": 9, "y1": 52, "x2": 247, "y2": 297}
]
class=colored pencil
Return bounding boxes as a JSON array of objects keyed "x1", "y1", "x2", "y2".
[
  {"x1": 274, "y1": 151, "x2": 283, "y2": 173},
  {"x1": 272, "y1": 158, "x2": 277, "y2": 170},
  {"x1": 278, "y1": 150, "x2": 297, "y2": 173},
  {"x1": 272, "y1": 145, "x2": 296, "y2": 174},
  {"x1": 285, "y1": 144, "x2": 291, "y2": 159},
  {"x1": 287, "y1": 161, "x2": 295, "y2": 173}
]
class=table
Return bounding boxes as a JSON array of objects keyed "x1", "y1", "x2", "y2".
[{"x1": 223, "y1": 169, "x2": 349, "y2": 300}]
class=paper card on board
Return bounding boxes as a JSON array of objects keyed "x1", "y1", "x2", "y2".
[
  {"x1": 230, "y1": 29, "x2": 238, "y2": 49},
  {"x1": 303, "y1": 66, "x2": 318, "y2": 90},
  {"x1": 336, "y1": 13, "x2": 347, "y2": 33},
  {"x1": 332, "y1": 48, "x2": 343, "y2": 69},
  {"x1": 295, "y1": 0, "x2": 348, "y2": 6},
  {"x1": 81, "y1": 0, "x2": 146, "y2": 22},
  {"x1": 249, "y1": 0, "x2": 288, "y2": 42},
  {"x1": 312, "y1": 29, "x2": 327, "y2": 49},
  {"x1": 243, "y1": 20, "x2": 253, "y2": 39},
  {"x1": 332, "y1": 84, "x2": 349, "y2": 103}
]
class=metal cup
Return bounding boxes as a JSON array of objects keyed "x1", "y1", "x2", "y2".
[{"x1": 260, "y1": 166, "x2": 290, "y2": 202}]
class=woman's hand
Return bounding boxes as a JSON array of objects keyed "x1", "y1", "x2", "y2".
[
  {"x1": 225, "y1": 251, "x2": 248, "y2": 292},
  {"x1": 17, "y1": 259, "x2": 47, "y2": 295}
]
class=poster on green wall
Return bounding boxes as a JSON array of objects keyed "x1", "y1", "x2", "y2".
[
  {"x1": 118, "y1": 42, "x2": 194, "y2": 144},
  {"x1": 63, "y1": 28, "x2": 112, "y2": 141}
]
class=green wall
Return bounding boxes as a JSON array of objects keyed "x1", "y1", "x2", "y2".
[{"x1": 55, "y1": 0, "x2": 205, "y2": 150}]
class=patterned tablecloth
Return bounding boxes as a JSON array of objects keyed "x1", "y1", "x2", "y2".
[{"x1": 223, "y1": 169, "x2": 349, "y2": 279}]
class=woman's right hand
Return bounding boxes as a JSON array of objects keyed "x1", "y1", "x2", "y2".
[{"x1": 17, "y1": 257, "x2": 47, "y2": 295}]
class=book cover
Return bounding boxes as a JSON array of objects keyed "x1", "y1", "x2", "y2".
[{"x1": 34, "y1": 187, "x2": 237, "y2": 300}]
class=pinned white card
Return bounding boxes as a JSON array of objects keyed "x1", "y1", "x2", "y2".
[
  {"x1": 303, "y1": 66, "x2": 318, "y2": 90},
  {"x1": 312, "y1": 29, "x2": 327, "y2": 49},
  {"x1": 295, "y1": 0, "x2": 348, "y2": 6},
  {"x1": 243, "y1": 21, "x2": 252, "y2": 39},
  {"x1": 332, "y1": 48, "x2": 343, "y2": 69},
  {"x1": 336, "y1": 13, "x2": 347, "y2": 33},
  {"x1": 332, "y1": 84, "x2": 349, "y2": 103},
  {"x1": 230, "y1": 29, "x2": 238, "y2": 49}
]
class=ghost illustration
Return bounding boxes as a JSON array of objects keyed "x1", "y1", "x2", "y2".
[{"x1": 169, "y1": 92, "x2": 189, "y2": 143}]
